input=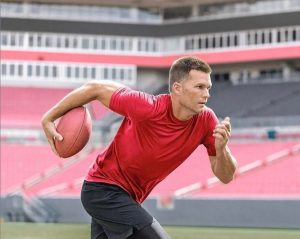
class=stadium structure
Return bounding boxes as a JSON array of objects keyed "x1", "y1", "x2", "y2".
[{"x1": 1, "y1": 0, "x2": 300, "y2": 228}]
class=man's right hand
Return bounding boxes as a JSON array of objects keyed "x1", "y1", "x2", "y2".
[
  {"x1": 41, "y1": 117, "x2": 63, "y2": 156},
  {"x1": 40, "y1": 80, "x2": 124, "y2": 156}
]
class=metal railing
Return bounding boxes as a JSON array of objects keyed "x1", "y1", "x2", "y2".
[{"x1": 1, "y1": 0, "x2": 300, "y2": 24}]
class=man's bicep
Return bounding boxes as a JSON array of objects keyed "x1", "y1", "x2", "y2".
[{"x1": 108, "y1": 87, "x2": 157, "y2": 120}]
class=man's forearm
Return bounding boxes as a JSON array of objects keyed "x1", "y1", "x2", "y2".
[
  {"x1": 214, "y1": 146, "x2": 237, "y2": 184},
  {"x1": 41, "y1": 81, "x2": 99, "y2": 123}
]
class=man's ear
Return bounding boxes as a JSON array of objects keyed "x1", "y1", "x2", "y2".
[{"x1": 172, "y1": 82, "x2": 182, "y2": 95}]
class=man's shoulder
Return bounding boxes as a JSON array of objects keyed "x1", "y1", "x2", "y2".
[
  {"x1": 145, "y1": 93, "x2": 170, "y2": 118},
  {"x1": 155, "y1": 93, "x2": 170, "y2": 101},
  {"x1": 155, "y1": 93, "x2": 170, "y2": 108},
  {"x1": 197, "y1": 106, "x2": 218, "y2": 126},
  {"x1": 197, "y1": 106, "x2": 218, "y2": 120}
]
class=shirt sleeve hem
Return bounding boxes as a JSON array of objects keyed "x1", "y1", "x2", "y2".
[{"x1": 108, "y1": 87, "x2": 128, "y2": 110}]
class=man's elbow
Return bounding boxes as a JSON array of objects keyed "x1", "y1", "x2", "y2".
[
  {"x1": 84, "y1": 80, "x2": 103, "y2": 100},
  {"x1": 85, "y1": 80, "x2": 102, "y2": 92},
  {"x1": 218, "y1": 175, "x2": 234, "y2": 184},
  {"x1": 214, "y1": 166, "x2": 237, "y2": 184},
  {"x1": 217, "y1": 174, "x2": 234, "y2": 184},
  {"x1": 220, "y1": 159, "x2": 238, "y2": 184}
]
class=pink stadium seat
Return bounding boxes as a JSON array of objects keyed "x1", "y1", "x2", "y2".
[
  {"x1": 24, "y1": 149, "x2": 100, "y2": 197},
  {"x1": 90, "y1": 100, "x2": 110, "y2": 120},
  {"x1": 197, "y1": 153, "x2": 300, "y2": 197},
  {"x1": 1, "y1": 87, "x2": 73, "y2": 128},
  {"x1": 1, "y1": 144, "x2": 61, "y2": 194},
  {"x1": 1, "y1": 143, "x2": 100, "y2": 197},
  {"x1": 2, "y1": 142, "x2": 299, "y2": 198},
  {"x1": 151, "y1": 141, "x2": 300, "y2": 197},
  {"x1": 1, "y1": 87, "x2": 109, "y2": 128}
]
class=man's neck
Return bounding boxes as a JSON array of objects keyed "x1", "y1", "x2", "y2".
[{"x1": 170, "y1": 94, "x2": 194, "y2": 121}]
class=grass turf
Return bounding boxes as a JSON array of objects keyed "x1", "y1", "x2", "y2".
[{"x1": 1, "y1": 222, "x2": 300, "y2": 239}]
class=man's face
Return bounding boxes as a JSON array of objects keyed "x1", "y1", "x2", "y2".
[{"x1": 175, "y1": 70, "x2": 212, "y2": 114}]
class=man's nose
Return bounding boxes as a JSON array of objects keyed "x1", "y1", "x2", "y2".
[{"x1": 204, "y1": 89, "x2": 210, "y2": 98}]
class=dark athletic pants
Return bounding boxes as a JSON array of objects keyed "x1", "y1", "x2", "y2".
[{"x1": 81, "y1": 181, "x2": 171, "y2": 239}]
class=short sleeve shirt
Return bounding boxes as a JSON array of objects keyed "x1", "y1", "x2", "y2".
[{"x1": 86, "y1": 88, "x2": 218, "y2": 203}]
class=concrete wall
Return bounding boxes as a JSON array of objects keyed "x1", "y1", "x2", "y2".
[
  {"x1": 143, "y1": 198, "x2": 300, "y2": 228},
  {"x1": 1, "y1": 196, "x2": 300, "y2": 228}
]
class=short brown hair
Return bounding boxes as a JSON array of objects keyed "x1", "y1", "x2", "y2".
[{"x1": 169, "y1": 56, "x2": 211, "y2": 92}]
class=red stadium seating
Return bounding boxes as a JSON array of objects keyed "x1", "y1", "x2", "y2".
[
  {"x1": 151, "y1": 141, "x2": 300, "y2": 197},
  {"x1": 1, "y1": 87, "x2": 72, "y2": 128},
  {"x1": 197, "y1": 153, "x2": 300, "y2": 197},
  {"x1": 1, "y1": 144, "x2": 62, "y2": 194},
  {"x1": 90, "y1": 100, "x2": 110, "y2": 120},
  {"x1": 24, "y1": 149, "x2": 100, "y2": 197},
  {"x1": 1, "y1": 143, "x2": 100, "y2": 196},
  {"x1": 1, "y1": 86, "x2": 109, "y2": 128},
  {"x1": 2, "y1": 142, "x2": 299, "y2": 198}
]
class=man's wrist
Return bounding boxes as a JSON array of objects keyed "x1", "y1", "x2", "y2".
[{"x1": 215, "y1": 145, "x2": 228, "y2": 157}]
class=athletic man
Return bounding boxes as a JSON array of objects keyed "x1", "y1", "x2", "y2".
[{"x1": 42, "y1": 56, "x2": 237, "y2": 239}]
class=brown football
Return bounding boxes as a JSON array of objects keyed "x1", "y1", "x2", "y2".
[{"x1": 55, "y1": 106, "x2": 92, "y2": 158}]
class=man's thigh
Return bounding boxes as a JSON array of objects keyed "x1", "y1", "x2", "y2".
[{"x1": 81, "y1": 181, "x2": 162, "y2": 239}]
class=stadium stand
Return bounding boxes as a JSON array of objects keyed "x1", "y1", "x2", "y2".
[
  {"x1": 251, "y1": 90, "x2": 300, "y2": 117},
  {"x1": 3, "y1": 141, "x2": 297, "y2": 198},
  {"x1": 152, "y1": 141, "x2": 300, "y2": 197},
  {"x1": 22, "y1": 149, "x2": 99, "y2": 197},
  {"x1": 90, "y1": 100, "x2": 110, "y2": 120},
  {"x1": 1, "y1": 144, "x2": 62, "y2": 194},
  {"x1": 207, "y1": 81, "x2": 300, "y2": 118},
  {"x1": 197, "y1": 152, "x2": 300, "y2": 197},
  {"x1": 1, "y1": 143, "x2": 98, "y2": 196},
  {"x1": 1, "y1": 86, "x2": 109, "y2": 129},
  {"x1": 1, "y1": 87, "x2": 73, "y2": 128}
]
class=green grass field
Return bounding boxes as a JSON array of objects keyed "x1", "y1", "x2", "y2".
[{"x1": 1, "y1": 222, "x2": 300, "y2": 239}]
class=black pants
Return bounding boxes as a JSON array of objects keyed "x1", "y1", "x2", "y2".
[{"x1": 81, "y1": 181, "x2": 171, "y2": 239}]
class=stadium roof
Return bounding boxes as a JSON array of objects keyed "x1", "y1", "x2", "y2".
[{"x1": 7, "y1": 0, "x2": 243, "y2": 8}]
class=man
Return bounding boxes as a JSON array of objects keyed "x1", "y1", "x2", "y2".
[{"x1": 42, "y1": 56, "x2": 237, "y2": 239}]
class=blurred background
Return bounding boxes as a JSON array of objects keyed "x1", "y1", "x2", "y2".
[{"x1": 1, "y1": 0, "x2": 300, "y2": 238}]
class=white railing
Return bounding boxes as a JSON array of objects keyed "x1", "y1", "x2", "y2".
[
  {"x1": 2, "y1": 26, "x2": 300, "y2": 55},
  {"x1": 1, "y1": 60, "x2": 137, "y2": 87}
]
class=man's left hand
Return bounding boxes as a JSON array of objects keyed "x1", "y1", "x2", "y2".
[{"x1": 213, "y1": 116, "x2": 231, "y2": 151}]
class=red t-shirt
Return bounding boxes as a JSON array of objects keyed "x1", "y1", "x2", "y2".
[{"x1": 85, "y1": 87, "x2": 218, "y2": 203}]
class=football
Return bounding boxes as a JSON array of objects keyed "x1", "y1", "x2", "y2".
[{"x1": 54, "y1": 106, "x2": 92, "y2": 158}]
